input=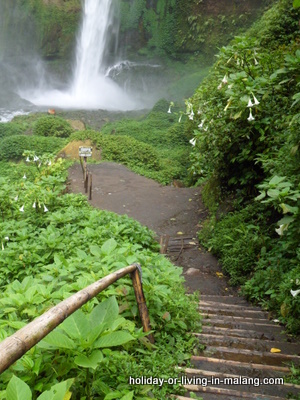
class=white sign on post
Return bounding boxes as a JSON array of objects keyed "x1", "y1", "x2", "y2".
[{"x1": 79, "y1": 146, "x2": 92, "y2": 157}]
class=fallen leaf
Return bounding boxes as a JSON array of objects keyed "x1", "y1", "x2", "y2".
[
  {"x1": 216, "y1": 272, "x2": 224, "y2": 278},
  {"x1": 177, "y1": 231, "x2": 183, "y2": 235},
  {"x1": 162, "y1": 312, "x2": 171, "y2": 321},
  {"x1": 270, "y1": 348, "x2": 281, "y2": 353}
]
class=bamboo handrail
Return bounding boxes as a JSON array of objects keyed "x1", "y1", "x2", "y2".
[{"x1": 0, "y1": 263, "x2": 154, "y2": 374}]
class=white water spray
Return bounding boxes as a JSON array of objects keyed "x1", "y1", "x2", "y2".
[{"x1": 20, "y1": 0, "x2": 138, "y2": 110}]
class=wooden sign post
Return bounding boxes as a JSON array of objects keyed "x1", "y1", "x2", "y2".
[{"x1": 79, "y1": 147, "x2": 93, "y2": 198}]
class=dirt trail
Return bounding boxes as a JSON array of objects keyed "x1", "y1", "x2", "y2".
[{"x1": 68, "y1": 161, "x2": 233, "y2": 295}]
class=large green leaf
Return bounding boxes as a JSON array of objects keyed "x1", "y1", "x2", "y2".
[
  {"x1": 6, "y1": 375, "x2": 32, "y2": 400},
  {"x1": 60, "y1": 309, "x2": 90, "y2": 339},
  {"x1": 74, "y1": 350, "x2": 103, "y2": 369},
  {"x1": 37, "y1": 379, "x2": 74, "y2": 400},
  {"x1": 101, "y1": 238, "x2": 117, "y2": 255},
  {"x1": 94, "y1": 331, "x2": 135, "y2": 348},
  {"x1": 89, "y1": 296, "x2": 119, "y2": 329},
  {"x1": 90, "y1": 244, "x2": 101, "y2": 257},
  {"x1": 38, "y1": 330, "x2": 76, "y2": 350},
  {"x1": 120, "y1": 392, "x2": 134, "y2": 400}
]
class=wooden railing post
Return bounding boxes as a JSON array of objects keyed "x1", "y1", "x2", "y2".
[
  {"x1": 130, "y1": 264, "x2": 155, "y2": 344},
  {"x1": 88, "y1": 173, "x2": 92, "y2": 200}
]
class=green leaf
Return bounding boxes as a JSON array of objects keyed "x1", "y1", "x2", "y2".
[
  {"x1": 89, "y1": 296, "x2": 119, "y2": 329},
  {"x1": 37, "y1": 379, "x2": 74, "y2": 400},
  {"x1": 269, "y1": 175, "x2": 286, "y2": 186},
  {"x1": 120, "y1": 392, "x2": 134, "y2": 400},
  {"x1": 278, "y1": 215, "x2": 295, "y2": 225},
  {"x1": 89, "y1": 245, "x2": 101, "y2": 258},
  {"x1": 267, "y1": 189, "x2": 280, "y2": 198},
  {"x1": 104, "y1": 391, "x2": 122, "y2": 400},
  {"x1": 74, "y1": 350, "x2": 103, "y2": 369},
  {"x1": 255, "y1": 191, "x2": 266, "y2": 201},
  {"x1": 60, "y1": 309, "x2": 90, "y2": 339},
  {"x1": 94, "y1": 331, "x2": 135, "y2": 348},
  {"x1": 101, "y1": 238, "x2": 118, "y2": 255},
  {"x1": 38, "y1": 330, "x2": 76, "y2": 350},
  {"x1": 6, "y1": 375, "x2": 32, "y2": 400}
]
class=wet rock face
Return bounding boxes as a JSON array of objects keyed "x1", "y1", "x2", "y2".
[{"x1": 1, "y1": 0, "x2": 267, "y2": 64}]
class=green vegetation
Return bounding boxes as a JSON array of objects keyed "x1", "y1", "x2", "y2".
[
  {"x1": 0, "y1": 156, "x2": 200, "y2": 399},
  {"x1": 0, "y1": 122, "x2": 24, "y2": 139},
  {"x1": 33, "y1": 116, "x2": 73, "y2": 138},
  {"x1": 71, "y1": 100, "x2": 190, "y2": 184},
  {"x1": 187, "y1": 0, "x2": 300, "y2": 333},
  {"x1": 0, "y1": 135, "x2": 66, "y2": 161}
]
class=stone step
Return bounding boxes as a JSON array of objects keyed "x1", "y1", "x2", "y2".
[
  {"x1": 200, "y1": 346, "x2": 300, "y2": 366},
  {"x1": 201, "y1": 326, "x2": 278, "y2": 340},
  {"x1": 181, "y1": 385, "x2": 287, "y2": 399},
  {"x1": 199, "y1": 300, "x2": 262, "y2": 311},
  {"x1": 199, "y1": 305, "x2": 268, "y2": 318},
  {"x1": 191, "y1": 356, "x2": 290, "y2": 377},
  {"x1": 202, "y1": 313, "x2": 275, "y2": 323},
  {"x1": 202, "y1": 317, "x2": 285, "y2": 332},
  {"x1": 194, "y1": 333, "x2": 300, "y2": 355},
  {"x1": 182, "y1": 368, "x2": 300, "y2": 398},
  {"x1": 200, "y1": 295, "x2": 250, "y2": 305}
]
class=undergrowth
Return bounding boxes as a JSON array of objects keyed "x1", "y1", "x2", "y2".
[{"x1": 0, "y1": 156, "x2": 200, "y2": 399}]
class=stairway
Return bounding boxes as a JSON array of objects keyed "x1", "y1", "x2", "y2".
[{"x1": 175, "y1": 295, "x2": 300, "y2": 400}]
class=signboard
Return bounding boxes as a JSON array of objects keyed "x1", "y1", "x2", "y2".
[{"x1": 79, "y1": 146, "x2": 92, "y2": 157}]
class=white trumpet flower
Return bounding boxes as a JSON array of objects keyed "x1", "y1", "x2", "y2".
[
  {"x1": 198, "y1": 120, "x2": 205, "y2": 129},
  {"x1": 247, "y1": 98, "x2": 254, "y2": 108},
  {"x1": 290, "y1": 289, "x2": 300, "y2": 297},
  {"x1": 167, "y1": 106, "x2": 172, "y2": 114},
  {"x1": 23, "y1": 174, "x2": 26, "y2": 179},
  {"x1": 247, "y1": 108, "x2": 255, "y2": 121},
  {"x1": 26, "y1": 157, "x2": 30, "y2": 162},
  {"x1": 44, "y1": 204, "x2": 48, "y2": 212},
  {"x1": 222, "y1": 75, "x2": 228, "y2": 84},
  {"x1": 252, "y1": 94, "x2": 260, "y2": 105},
  {"x1": 275, "y1": 224, "x2": 288, "y2": 236},
  {"x1": 32, "y1": 202, "x2": 36, "y2": 208},
  {"x1": 189, "y1": 138, "x2": 196, "y2": 146},
  {"x1": 19, "y1": 205, "x2": 25, "y2": 212}
]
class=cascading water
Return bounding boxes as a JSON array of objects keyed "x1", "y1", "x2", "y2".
[
  {"x1": 19, "y1": 0, "x2": 138, "y2": 110},
  {"x1": 72, "y1": 0, "x2": 115, "y2": 96}
]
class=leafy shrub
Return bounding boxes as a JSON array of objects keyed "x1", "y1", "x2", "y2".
[
  {"x1": 70, "y1": 129, "x2": 187, "y2": 184},
  {"x1": 0, "y1": 135, "x2": 65, "y2": 161},
  {"x1": 0, "y1": 122, "x2": 24, "y2": 139},
  {"x1": 199, "y1": 203, "x2": 270, "y2": 285},
  {"x1": 187, "y1": 0, "x2": 300, "y2": 332},
  {"x1": 33, "y1": 116, "x2": 73, "y2": 138}
]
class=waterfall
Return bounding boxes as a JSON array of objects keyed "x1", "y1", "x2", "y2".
[
  {"x1": 19, "y1": 0, "x2": 138, "y2": 110},
  {"x1": 71, "y1": 0, "x2": 117, "y2": 99}
]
